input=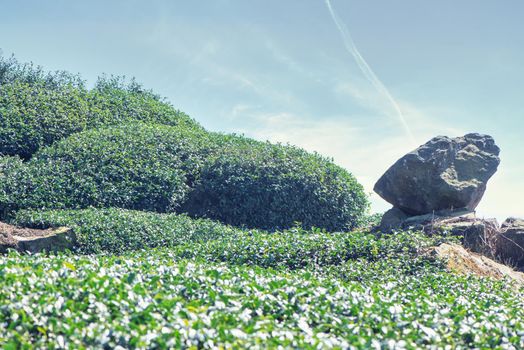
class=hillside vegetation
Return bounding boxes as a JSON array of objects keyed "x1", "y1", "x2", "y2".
[
  {"x1": 1, "y1": 54, "x2": 523, "y2": 349},
  {"x1": 0, "y1": 54, "x2": 368, "y2": 232}
]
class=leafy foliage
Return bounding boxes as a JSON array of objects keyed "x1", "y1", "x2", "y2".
[
  {"x1": 1, "y1": 124, "x2": 213, "y2": 215},
  {"x1": 9, "y1": 210, "x2": 524, "y2": 349},
  {"x1": 0, "y1": 53, "x2": 84, "y2": 89},
  {"x1": 0, "y1": 53, "x2": 369, "y2": 231},
  {"x1": 184, "y1": 135, "x2": 369, "y2": 231},
  {"x1": 2, "y1": 129, "x2": 368, "y2": 232},
  {"x1": 1, "y1": 249, "x2": 524, "y2": 349},
  {"x1": 14, "y1": 208, "x2": 238, "y2": 254}
]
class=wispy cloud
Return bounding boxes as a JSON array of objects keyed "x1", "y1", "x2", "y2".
[{"x1": 324, "y1": 0, "x2": 415, "y2": 145}]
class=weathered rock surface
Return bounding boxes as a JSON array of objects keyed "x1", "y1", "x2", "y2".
[
  {"x1": 0, "y1": 222, "x2": 74, "y2": 253},
  {"x1": 378, "y1": 208, "x2": 409, "y2": 232},
  {"x1": 426, "y1": 243, "x2": 524, "y2": 287},
  {"x1": 374, "y1": 133, "x2": 500, "y2": 215},
  {"x1": 495, "y1": 218, "x2": 524, "y2": 267}
]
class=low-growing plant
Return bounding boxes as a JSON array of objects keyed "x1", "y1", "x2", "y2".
[
  {"x1": 14, "y1": 208, "x2": 238, "y2": 254},
  {"x1": 14, "y1": 208, "x2": 442, "y2": 271},
  {"x1": 0, "y1": 250, "x2": 523, "y2": 349}
]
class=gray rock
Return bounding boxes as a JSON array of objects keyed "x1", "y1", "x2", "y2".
[
  {"x1": 402, "y1": 208, "x2": 475, "y2": 229},
  {"x1": 496, "y1": 218, "x2": 524, "y2": 267},
  {"x1": 374, "y1": 133, "x2": 500, "y2": 215},
  {"x1": 378, "y1": 208, "x2": 498, "y2": 257},
  {"x1": 442, "y1": 217, "x2": 499, "y2": 256},
  {"x1": 0, "y1": 222, "x2": 75, "y2": 254},
  {"x1": 378, "y1": 208, "x2": 409, "y2": 231}
]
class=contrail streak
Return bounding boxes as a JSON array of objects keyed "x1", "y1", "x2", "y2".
[{"x1": 324, "y1": 0, "x2": 415, "y2": 144}]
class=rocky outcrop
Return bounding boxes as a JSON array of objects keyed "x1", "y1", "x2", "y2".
[
  {"x1": 374, "y1": 133, "x2": 500, "y2": 215},
  {"x1": 495, "y1": 218, "x2": 524, "y2": 267},
  {"x1": 425, "y1": 243, "x2": 524, "y2": 287},
  {"x1": 0, "y1": 222, "x2": 75, "y2": 254},
  {"x1": 379, "y1": 209, "x2": 498, "y2": 257}
]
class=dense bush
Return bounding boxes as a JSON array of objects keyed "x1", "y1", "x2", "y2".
[
  {"x1": 2, "y1": 128, "x2": 368, "y2": 231},
  {"x1": 1, "y1": 123, "x2": 213, "y2": 215},
  {"x1": 0, "y1": 55, "x2": 199, "y2": 159},
  {"x1": 183, "y1": 136, "x2": 369, "y2": 231},
  {"x1": 0, "y1": 81, "x2": 90, "y2": 158},
  {"x1": 0, "y1": 53, "x2": 83, "y2": 88}
]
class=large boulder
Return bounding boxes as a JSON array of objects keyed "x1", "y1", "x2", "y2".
[
  {"x1": 496, "y1": 218, "x2": 524, "y2": 267},
  {"x1": 374, "y1": 133, "x2": 500, "y2": 215}
]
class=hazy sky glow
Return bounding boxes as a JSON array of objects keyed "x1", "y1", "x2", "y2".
[{"x1": 1, "y1": 0, "x2": 523, "y2": 220}]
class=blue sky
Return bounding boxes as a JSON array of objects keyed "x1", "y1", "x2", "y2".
[{"x1": 1, "y1": 0, "x2": 523, "y2": 220}]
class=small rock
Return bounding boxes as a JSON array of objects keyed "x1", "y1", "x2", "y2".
[
  {"x1": 378, "y1": 208, "x2": 409, "y2": 231},
  {"x1": 0, "y1": 222, "x2": 75, "y2": 254},
  {"x1": 374, "y1": 133, "x2": 500, "y2": 215},
  {"x1": 440, "y1": 217, "x2": 499, "y2": 256},
  {"x1": 377, "y1": 209, "x2": 498, "y2": 257},
  {"x1": 496, "y1": 218, "x2": 524, "y2": 268}
]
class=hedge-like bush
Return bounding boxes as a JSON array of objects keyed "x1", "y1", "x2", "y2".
[
  {"x1": 183, "y1": 135, "x2": 369, "y2": 231},
  {"x1": 2, "y1": 128, "x2": 368, "y2": 231},
  {"x1": 1, "y1": 123, "x2": 212, "y2": 214},
  {"x1": 0, "y1": 53, "x2": 83, "y2": 88},
  {"x1": 0, "y1": 55, "x2": 199, "y2": 159},
  {"x1": 14, "y1": 208, "x2": 238, "y2": 254}
]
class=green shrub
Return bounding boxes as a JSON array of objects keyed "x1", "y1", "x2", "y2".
[
  {"x1": 0, "y1": 55, "x2": 199, "y2": 159},
  {"x1": 85, "y1": 75, "x2": 199, "y2": 137},
  {"x1": 0, "y1": 52, "x2": 83, "y2": 88},
  {"x1": 183, "y1": 135, "x2": 369, "y2": 231},
  {"x1": 1, "y1": 123, "x2": 212, "y2": 214},
  {"x1": 0, "y1": 82, "x2": 90, "y2": 158},
  {"x1": 14, "y1": 208, "x2": 238, "y2": 254},
  {"x1": 2, "y1": 126, "x2": 368, "y2": 231}
]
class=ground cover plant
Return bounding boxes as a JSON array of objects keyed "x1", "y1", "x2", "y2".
[
  {"x1": 1, "y1": 247, "x2": 524, "y2": 349},
  {"x1": 14, "y1": 208, "x2": 441, "y2": 268}
]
